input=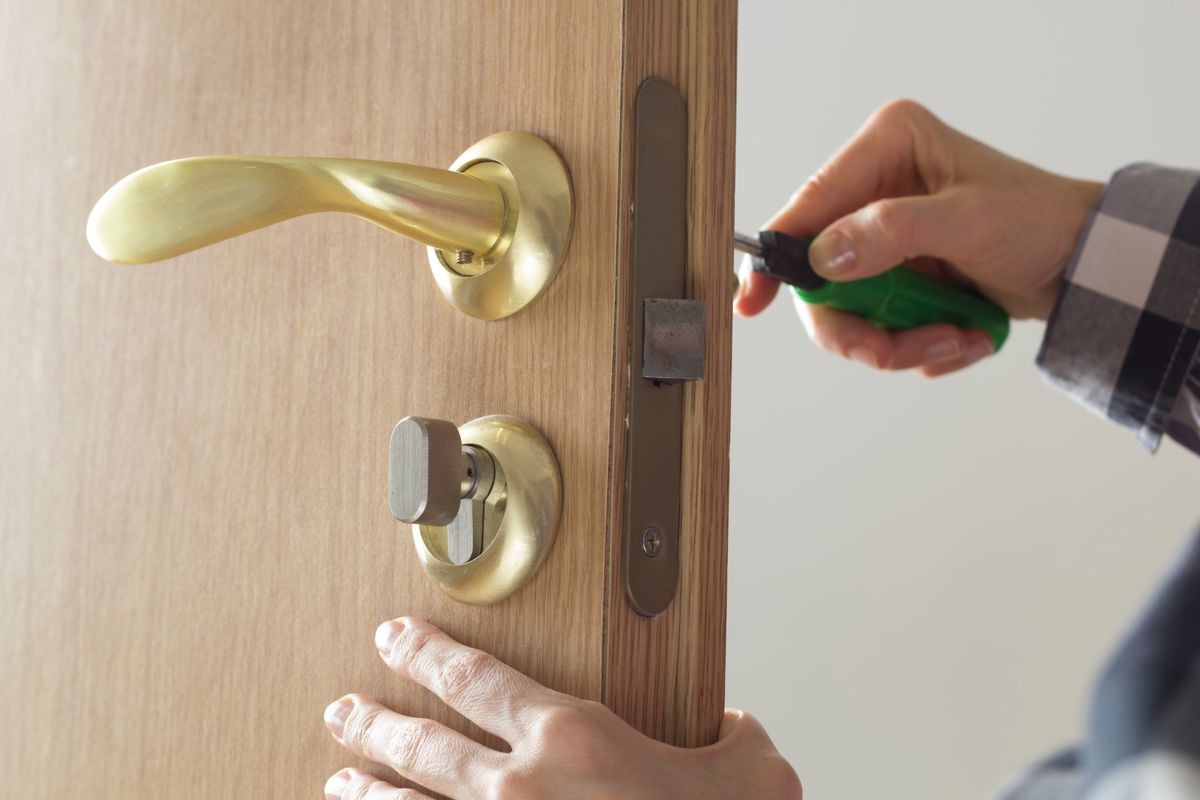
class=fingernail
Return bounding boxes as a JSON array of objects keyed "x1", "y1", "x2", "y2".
[
  {"x1": 809, "y1": 230, "x2": 856, "y2": 275},
  {"x1": 734, "y1": 254, "x2": 752, "y2": 306},
  {"x1": 965, "y1": 339, "x2": 994, "y2": 362},
  {"x1": 847, "y1": 345, "x2": 878, "y2": 368},
  {"x1": 375, "y1": 619, "x2": 403, "y2": 657},
  {"x1": 323, "y1": 697, "x2": 353, "y2": 740},
  {"x1": 324, "y1": 769, "x2": 351, "y2": 800},
  {"x1": 923, "y1": 338, "x2": 961, "y2": 363},
  {"x1": 737, "y1": 253, "x2": 753, "y2": 286}
]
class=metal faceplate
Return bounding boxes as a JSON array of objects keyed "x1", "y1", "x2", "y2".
[{"x1": 622, "y1": 77, "x2": 700, "y2": 617}]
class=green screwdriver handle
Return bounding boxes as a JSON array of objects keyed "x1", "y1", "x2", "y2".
[
  {"x1": 794, "y1": 267, "x2": 1010, "y2": 351},
  {"x1": 748, "y1": 230, "x2": 1010, "y2": 352}
]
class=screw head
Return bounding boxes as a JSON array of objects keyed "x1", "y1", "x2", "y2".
[{"x1": 641, "y1": 526, "x2": 663, "y2": 557}]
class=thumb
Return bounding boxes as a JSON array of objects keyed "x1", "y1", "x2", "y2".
[
  {"x1": 716, "y1": 708, "x2": 768, "y2": 744},
  {"x1": 808, "y1": 193, "x2": 966, "y2": 282}
]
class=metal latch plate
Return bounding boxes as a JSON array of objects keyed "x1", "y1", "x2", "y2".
[{"x1": 622, "y1": 77, "x2": 698, "y2": 617}]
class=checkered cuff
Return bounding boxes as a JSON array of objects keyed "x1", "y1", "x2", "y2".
[{"x1": 1037, "y1": 164, "x2": 1200, "y2": 453}]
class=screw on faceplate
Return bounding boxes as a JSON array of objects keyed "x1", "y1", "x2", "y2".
[
  {"x1": 455, "y1": 250, "x2": 474, "y2": 265},
  {"x1": 641, "y1": 526, "x2": 663, "y2": 557}
]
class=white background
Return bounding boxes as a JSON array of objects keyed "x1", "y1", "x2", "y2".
[{"x1": 728, "y1": 1, "x2": 1200, "y2": 797}]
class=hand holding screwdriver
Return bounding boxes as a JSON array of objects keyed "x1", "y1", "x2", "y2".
[
  {"x1": 735, "y1": 99, "x2": 1103, "y2": 377},
  {"x1": 735, "y1": 229, "x2": 1011, "y2": 352}
]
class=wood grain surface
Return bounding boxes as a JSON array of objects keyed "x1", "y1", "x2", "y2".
[
  {"x1": 603, "y1": 0, "x2": 738, "y2": 748},
  {"x1": 0, "y1": 1, "x2": 735, "y2": 796}
]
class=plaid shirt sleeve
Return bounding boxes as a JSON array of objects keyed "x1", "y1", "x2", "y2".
[
  {"x1": 1036, "y1": 163, "x2": 1200, "y2": 455},
  {"x1": 994, "y1": 530, "x2": 1200, "y2": 800}
]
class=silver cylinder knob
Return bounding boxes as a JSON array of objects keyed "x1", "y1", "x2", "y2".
[{"x1": 388, "y1": 416, "x2": 474, "y2": 526}]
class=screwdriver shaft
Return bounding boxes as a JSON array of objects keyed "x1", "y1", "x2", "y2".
[{"x1": 733, "y1": 230, "x2": 763, "y2": 258}]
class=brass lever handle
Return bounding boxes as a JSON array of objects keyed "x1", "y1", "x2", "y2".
[
  {"x1": 85, "y1": 132, "x2": 573, "y2": 320},
  {"x1": 87, "y1": 157, "x2": 506, "y2": 264}
]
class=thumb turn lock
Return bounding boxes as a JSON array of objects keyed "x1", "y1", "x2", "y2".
[
  {"x1": 389, "y1": 415, "x2": 561, "y2": 604},
  {"x1": 86, "y1": 132, "x2": 574, "y2": 320}
]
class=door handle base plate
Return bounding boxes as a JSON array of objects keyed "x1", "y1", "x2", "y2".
[{"x1": 427, "y1": 132, "x2": 575, "y2": 320}]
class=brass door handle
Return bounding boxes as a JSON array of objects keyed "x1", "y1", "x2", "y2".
[{"x1": 86, "y1": 132, "x2": 573, "y2": 320}]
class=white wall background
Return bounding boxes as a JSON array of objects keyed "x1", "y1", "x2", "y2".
[{"x1": 728, "y1": 2, "x2": 1200, "y2": 798}]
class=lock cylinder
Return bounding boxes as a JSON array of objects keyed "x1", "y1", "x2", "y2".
[
  {"x1": 389, "y1": 416, "x2": 503, "y2": 564},
  {"x1": 388, "y1": 414, "x2": 561, "y2": 604}
]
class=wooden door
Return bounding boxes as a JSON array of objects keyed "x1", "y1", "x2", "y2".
[{"x1": 0, "y1": 1, "x2": 735, "y2": 796}]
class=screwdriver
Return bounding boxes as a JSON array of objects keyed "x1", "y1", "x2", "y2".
[{"x1": 734, "y1": 230, "x2": 1010, "y2": 351}]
